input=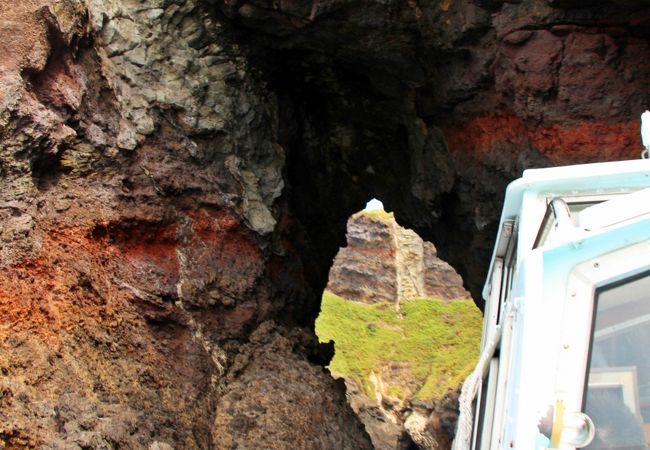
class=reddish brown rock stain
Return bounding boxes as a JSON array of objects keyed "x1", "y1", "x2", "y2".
[
  {"x1": 445, "y1": 114, "x2": 641, "y2": 164},
  {"x1": 0, "y1": 223, "x2": 219, "y2": 448},
  {"x1": 346, "y1": 244, "x2": 394, "y2": 258},
  {"x1": 187, "y1": 209, "x2": 261, "y2": 262},
  {"x1": 116, "y1": 223, "x2": 180, "y2": 277},
  {"x1": 444, "y1": 114, "x2": 528, "y2": 158},
  {"x1": 0, "y1": 220, "x2": 184, "y2": 338},
  {"x1": 0, "y1": 211, "x2": 263, "y2": 346},
  {"x1": 0, "y1": 0, "x2": 53, "y2": 73},
  {"x1": 531, "y1": 120, "x2": 640, "y2": 164},
  {"x1": 31, "y1": 53, "x2": 86, "y2": 111},
  {"x1": 0, "y1": 227, "x2": 124, "y2": 346}
]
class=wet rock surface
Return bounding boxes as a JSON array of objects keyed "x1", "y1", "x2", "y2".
[{"x1": 1, "y1": 0, "x2": 650, "y2": 448}]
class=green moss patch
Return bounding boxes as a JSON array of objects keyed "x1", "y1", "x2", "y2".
[{"x1": 315, "y1": 291, "x2": 482, "y2": 400}]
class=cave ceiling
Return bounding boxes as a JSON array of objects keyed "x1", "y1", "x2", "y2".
[{"x1": 210, "y1": 0, "x2": 650, "y2": 300}]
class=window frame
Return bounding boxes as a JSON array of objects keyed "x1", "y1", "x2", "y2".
[
  {"x1": 582, "y1": 270, "x2": 650, "y2": 416},
  {"x1": 565, "y1": 241, "x2": 650, "y2": 428},
  {"x1": 533, "y1": 195, "x2": 618, "y2": 249}
]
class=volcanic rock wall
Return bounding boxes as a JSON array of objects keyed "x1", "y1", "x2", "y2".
[
  {"x1": 327, "y1": 212, "x2": 468, "y2": 304},
  {"x1": 1, "y1": 0, "x2": 650, "y2": 448},
  {"x1": 1, "y1": 1, "x2": 368, "y2": 447}
]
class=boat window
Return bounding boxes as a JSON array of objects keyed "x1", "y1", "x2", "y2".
[
  {"x1": 583, "y1": 273, "x2": 650, "y2": 449},
  {"x1": 533, "y1": 201, "x2": 599, "y2": 248}
]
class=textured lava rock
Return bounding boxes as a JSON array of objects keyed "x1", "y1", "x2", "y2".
[
  {"x1": 327, "y1": 212, "x2": 468, "y2": 303},
  {"x1": 213, "y1": 321, "x2": 372, "y2": 450},
  {"x1": 1, "y1": 0, "x2": 650, "y2": 448},
  {"x1": 0, "y1": 0, "x2": 358, "y2": 447},
  {"x1": 344, "y1": 379, "x2": 409, "y2": 450},
  {"x1": 344, "y1": 379, "x2": 460, "y2": 450}
]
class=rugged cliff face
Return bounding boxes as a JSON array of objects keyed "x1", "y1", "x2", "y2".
[
  {"x1": 324, "y1": 212, "x2": 473, "y2": 450},
  {"x1": 327, "y1": 211, "x2": 468, "y2": 304},
  {"x1": 1, "y1": 0, "x2": 649, "y2": 447}
]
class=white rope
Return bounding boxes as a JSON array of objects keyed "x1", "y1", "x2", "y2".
[
  {"x1": 452, "y1": 369, "x2": 481, "y2": 450},
  {"x1": 452, "y1": 324, "x2": 503, "y2": 450}
]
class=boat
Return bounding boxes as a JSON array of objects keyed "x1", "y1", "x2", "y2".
[{"x1": 453, "y1": 156, "x2": 650, "y2": 449}]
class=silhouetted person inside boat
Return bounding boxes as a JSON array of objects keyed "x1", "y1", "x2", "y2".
[{"x1": 585, "y1": 388, "x2": 647, "y2": 450}]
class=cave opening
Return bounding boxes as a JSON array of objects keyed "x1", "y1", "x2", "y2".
[
  {"x1": 245, "y1": 38, "x2": 509, "y2": 330},
  {"x1": 206, "y1": 11, "x2": 508, "y2": 448},
  {"x1": 313, "y1": 197, "x2": 483, "y2": 449},
  {"x1": 243, "y1": 38, "x2": 493, "y2": 447}
]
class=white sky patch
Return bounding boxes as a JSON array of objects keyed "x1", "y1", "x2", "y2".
[{"x1": 364, "y1": 198, "x2": 384, "y2": 211}]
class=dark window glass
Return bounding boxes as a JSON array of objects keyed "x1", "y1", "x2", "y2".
[{"x1": 584, "y1": 274, "x2": 650, "y2": 450}]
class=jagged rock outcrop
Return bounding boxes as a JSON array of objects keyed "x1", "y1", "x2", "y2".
[
  {"x1": 1, "y1": 0, "x2": 650, "y2": 448},
  {"x1": 327, "y1": 212, "x2": 468, "y2": 303},
  {"x1": 1, "y1": 1, "x2": 364, "y2": 447},
  {"x1": 344, "y1": 379, "x2": 461, "y2": 450},
  {"x1": 344, "y1": 379, "x2": 413, "y2": 450}
]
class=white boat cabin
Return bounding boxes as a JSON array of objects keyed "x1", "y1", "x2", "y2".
[{"x1": 455, "y1": 159, "x2": 650, "y2": 450}]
